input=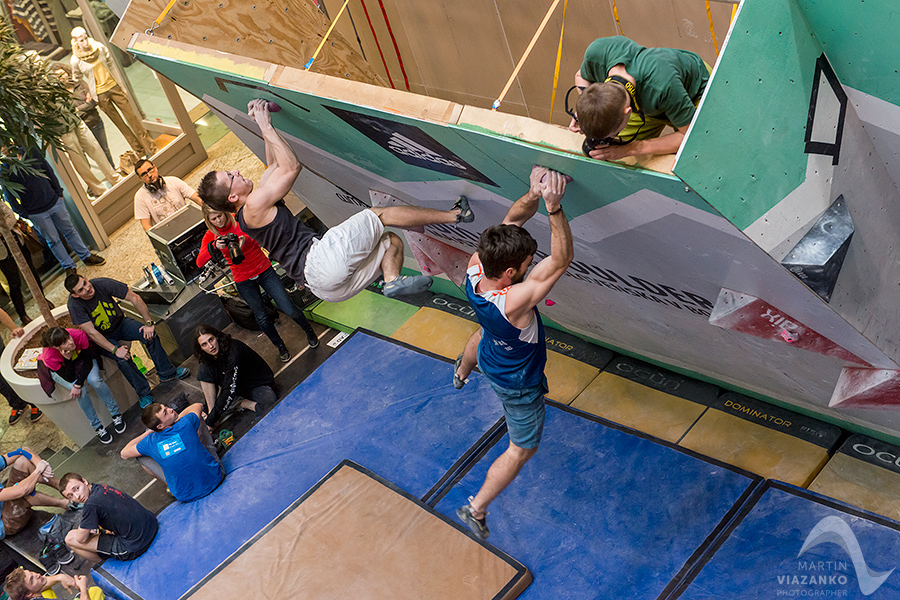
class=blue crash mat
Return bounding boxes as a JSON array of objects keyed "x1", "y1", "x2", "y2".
[
  {"x1": 435, "y1": 403, "x2": 761, "y2": 600},
  {"x1": 94, "y1": 332, "x2": 504, "y2": 600},
  {"x1": 674, "y1": 481, "x2": 900, "y2": 600}
]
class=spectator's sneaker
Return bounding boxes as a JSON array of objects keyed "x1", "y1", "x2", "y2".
[
  {"x1": 159, "y1": 366, "x2": 190, "y2": 381},
  {"x1": 278, "y1": 348, "x2": 291, "y2": 363},
  {"x1": 39, "y1": 546, "x2": 60, "y2": 576},
  {"x1": 52, "y1": 543, "x2": 74, "y2": 565},
  {"x1": 454, "y1": 195, "x2": 475, "y2": 223},
  {"x1": 307, "y1": 331, "x2": 319, "y2": 349},
  {"x1": 452, "y1": 353, "x2": 467, "y2": 390},
  {"x1": 9, "y1": 408, "x2": 23, "y2": 425},
  {"x1": 383, "y1": 275, "x2": 433, "y2": 298},
  {"x1": 83, "y1": 253, "x2": 106, "y2": 266},
  {"x1": 139, "y1": 394, "x2": 155, "y2": 408},
  {"x1": 457, "y1": 497, "x2": 489, "y2": 540},
  {"x1": 112, "y1": 415, "x2": 126, "y2": 434},
  {"x1": 30, "y1": 406, "x2": 43, "y2": 423},
  {"x1": 95, "y1": 426, "x2": 113, "y2": 444},
  {"x1": 65, "y1": 267, "x2": 77, "y2": 277}
]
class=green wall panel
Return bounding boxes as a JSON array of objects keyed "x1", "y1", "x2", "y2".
[
  {"x1": 675, "y1": 0, "x2": 822, "y2": 230},
  {"x1": 797, "y1": 0, "x2": 900, "y2": 104}
]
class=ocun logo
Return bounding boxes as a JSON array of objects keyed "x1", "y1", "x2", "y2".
[{"x1": 798, "y1": 516, "x2": 894, "y2": 595}]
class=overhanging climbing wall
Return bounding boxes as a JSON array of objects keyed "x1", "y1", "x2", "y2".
[{"x1": 122, "y1": 31, "x2": 900, "y2": 443}]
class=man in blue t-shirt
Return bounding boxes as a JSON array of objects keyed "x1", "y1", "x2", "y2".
[
  {"x1": 452, "y1": 166, "x2": 573, "y2": 540},
  {"x1": 120, "y1": 403, "x2": 224, "y2": 502}
]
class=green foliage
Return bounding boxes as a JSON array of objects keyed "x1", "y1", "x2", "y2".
[{"x1": 0, "y1": 18, "x2": 77, "y2": 191}]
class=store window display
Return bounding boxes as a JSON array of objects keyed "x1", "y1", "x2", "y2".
[{"x1": 70, "y1": 27, "x2": 157, "y2": 159}]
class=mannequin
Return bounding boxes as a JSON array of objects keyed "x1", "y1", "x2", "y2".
[
  {"x1": 52, "y1": 64, "x2": 119, "y2": 198},
  {"x1": 69, "y1": 27, "x2": 157, "y2": 158}
]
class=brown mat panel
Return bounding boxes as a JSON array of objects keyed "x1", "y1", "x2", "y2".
[
  {"x1": 571, "y1": 373, "x2": 707, "y2": 442},
  {"x1": 390, "y1": 307, "x2": 479, "y2": 360},
  {"x1": 183, "y1": 461, "x2": 531, "y2": 600},
  {"x1": 808, "y1": 434, "x2": 900, "y2": 521}
]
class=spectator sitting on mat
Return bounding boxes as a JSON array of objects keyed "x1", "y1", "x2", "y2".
[
  {"x1": 0, "y1": 448, "x2": 69, "y2": 539},
  {"x1": 65, "y1": 274, "x2": 190, "y2": 408},
  {"x1": 197, "y1": 99, "x2": 474, "y2": 303},
  {"x1": 193, "y1": 325, "x2": 276, "y2": 427},
  {"x1": 60, "y1": 472, "x2": 158, "y2": 563},
  {"x1": 133, "y1": 159, "x2": 203, "y2": 230},
  {"x1": 38, "y1": 327, "x2": 127, "y2": 445},
  {"x1": 120, "y1": 402, "x2": 224, "y2": 502},
  {"x1": 4, "y1": 568, "x2": 104, "y2": 600},
  {"x1": 567, "y1": 35, "x2": 710, "y2": 161},
  {"x1": 197, "y1": 204, "x2": 318, "y2": 362}
]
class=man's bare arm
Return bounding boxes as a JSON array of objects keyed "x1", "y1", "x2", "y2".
[
  {"x1": 245, "y1": 99, "x2": 301, "y2": 213},
  {"x1": 121, "y1": 431, "x2": 151, "y2": 459},
  {"x1": 503, "y1": 166, "x2": 549, "y2": 227},
  {"x1": 505, "y1": 171, "x2": 573, "y2": 325}
]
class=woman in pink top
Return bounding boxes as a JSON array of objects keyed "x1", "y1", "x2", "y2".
[{"x1": 38, "y1": 327, "x2": 125, "y2": 444}]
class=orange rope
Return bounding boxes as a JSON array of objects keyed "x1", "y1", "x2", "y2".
[
  {"x1": 705, "y1": 0, "x2": 719, "y2": 54},
  {"x1": 146, "y1": 0, "x2": 180, "y2": 34},
  {"x1": 611, "y1": 1, "x2": 624, "y2": 35},
  {"x1": 549, "y1": 0, "x2": 569, "y2": 121}
]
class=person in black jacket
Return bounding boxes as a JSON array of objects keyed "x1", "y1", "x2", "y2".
[
  {"x1": 193, "y1": 325, "x2": 276, "y2": 426},
  {"x1": 1, "y1": 148, "x2": 105, "y2": 274}
]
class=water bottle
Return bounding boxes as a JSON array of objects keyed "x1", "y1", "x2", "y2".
[
  {"x1": 150, "y1": 263, "x2": 164, "y2": 285},
  {"x1": 142, "y1": 265, "x2": 154, "y2": 286},
  {"x1": 132, "y1": 355, "x2": 147, "y2": 373}
]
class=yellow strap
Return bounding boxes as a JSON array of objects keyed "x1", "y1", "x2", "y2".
[
  {"x1": 548, "y1": 0, "x2": 570, "y2": 121},
  {"x1": 612, "y1": 1, "x2": 624, "y2": 36},
  {"x1": 306, "y1": 0, "x2": 352, "y2": 70},
  {"x1": 731, "y1": 3, "x2": 738, "y2": 24},
  {"x1": 146, "y1": 0, "x2": 180, "y2": 34},
  {"x1": 705, "y1": 0, "x2": 719, "y2": 54},
  {"x1": 493, "y1": 0, "x2": 563, "y2": 110}
]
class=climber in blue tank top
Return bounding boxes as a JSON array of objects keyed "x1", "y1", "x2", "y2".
[{"x1": 454, "y1": 165, "x2": 573, "y2": 540}]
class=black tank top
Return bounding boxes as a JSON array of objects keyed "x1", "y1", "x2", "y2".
[{"x1": 237, "y1": 202, "x2": 317, "y2": 285}]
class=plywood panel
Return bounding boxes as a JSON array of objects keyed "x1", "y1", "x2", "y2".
[{"x1": 112, "y1": 0, "x2": 380, "y2": 85}]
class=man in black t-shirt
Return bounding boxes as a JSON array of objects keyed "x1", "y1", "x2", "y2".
[
  {"x1": 65, "y1": 274, "x2": 189, "y2": 408},
  {"x1": 60, "y1": 473, "x2": 158, "y2": 562}
]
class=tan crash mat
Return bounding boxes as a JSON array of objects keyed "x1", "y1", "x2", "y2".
[
  {"x1": 569, "y1": 356, "x2": 719, "y2": 442},
  {"x1": 808, "y1": 434, "x2": 900, "y2": 521},
  {"x1": 544, "y1": 352, "x2": 599, "y2": 404},
  {"x1": 678, "y1": 393, "x2": 842, "y2": 487},
  {"x1": 182, "y1": 461, "x2": 531, "y2": 600},
  {"x1": 391, "y1": 307, "x2": 479, "y2": 360},
  {"x1": 572, "y1": 372, "x2": 707, "y2": 442}
]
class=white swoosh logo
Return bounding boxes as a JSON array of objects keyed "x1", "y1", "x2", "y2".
[{"x1": 799, "y1": 516, "x2": 894, "y2": 595}]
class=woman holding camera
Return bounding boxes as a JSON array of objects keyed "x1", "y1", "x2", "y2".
[{"x1": 197, "y1": 205, "x2": 318, "y2": 362}]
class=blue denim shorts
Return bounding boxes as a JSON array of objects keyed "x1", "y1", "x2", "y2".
[{"x1": 488, "y1": 376, "x2": 548, "y2": 450}]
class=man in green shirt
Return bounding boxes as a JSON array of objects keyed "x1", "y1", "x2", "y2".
[{"x1": 568, "y1": 36, "x2": 710, "y2": 161}]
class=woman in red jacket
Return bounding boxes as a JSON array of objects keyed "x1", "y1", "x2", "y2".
[{"x1": 197, "y1": 205, "x2": 318, "y2": 362}]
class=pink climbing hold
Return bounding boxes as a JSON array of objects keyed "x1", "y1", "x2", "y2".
[
  {"x1": 545, "y1": 299, "x2": 556, "y2": 306},
  {"x1": 267, "y1": 101, "x2": 281, "y2": 112}
]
